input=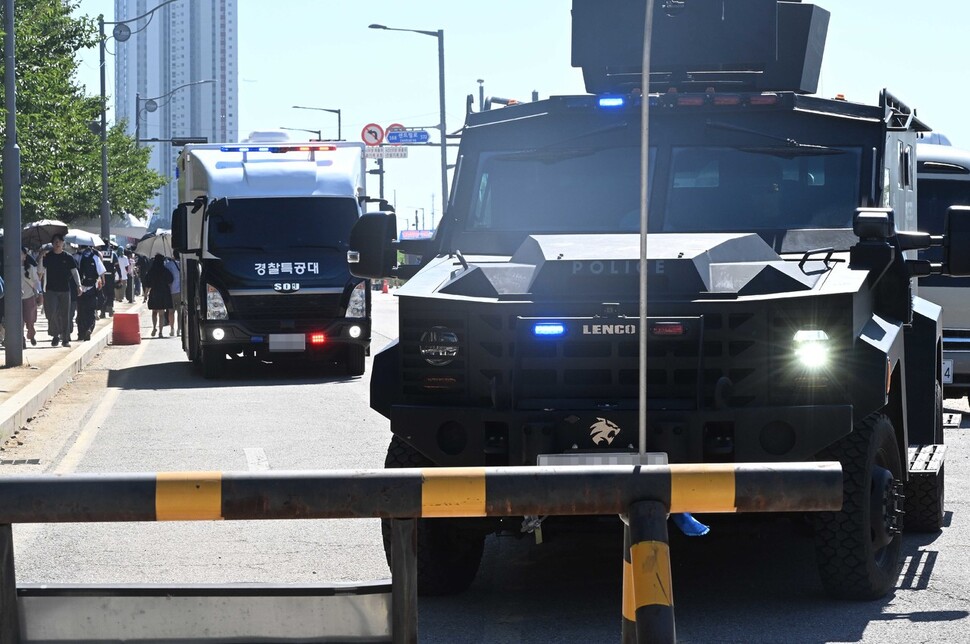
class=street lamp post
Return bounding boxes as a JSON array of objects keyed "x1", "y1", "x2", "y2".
[
  {"x1": 279, "y1": 126, "x2": 322, "y2": 140},
  {"x1": 98, "y1": 0, "x2": 182, "y2": 243},
  {"x1": 291, "y1": 106, "x2": 342, "y2": 141},
  {"x1": 135, "y1": 80, "x2": 214, "y2": 147},
  {"x1": 369, "y1": 23, "x2": 448, "y2": 216}
]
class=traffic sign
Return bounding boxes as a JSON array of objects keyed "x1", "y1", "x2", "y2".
[
  {"x1": 386, "y1": 130, "x2": 430, "y2": 144},
  {"x1": 386, "y1": 123, "x2": 406, "y2": 145},
  {"x1": 361, "y1": 123, "x2": 384, "y2": 146},
  {"x1": 364, "y1": 146, "x2": 409, "y2": 159}
]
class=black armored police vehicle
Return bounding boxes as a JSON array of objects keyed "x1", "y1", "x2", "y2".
[{"x1": 349, "y1": 0, "x2": 970, "y2": 598}]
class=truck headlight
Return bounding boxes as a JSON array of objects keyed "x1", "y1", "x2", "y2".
[
  {"x1": 793, "y1": 330, "x2": 829, "y2": 369},
  {"x1": 420, "y1": 326, "x2": 460, "y2": 366},
  {"x1": 207, "y1": 284, "x2": 228, "y2": 320},
  {"x1": 347, "y1": 281, "x2": 367, "y2": 318}
]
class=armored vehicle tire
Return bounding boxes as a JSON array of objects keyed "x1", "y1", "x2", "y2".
[
  {"x1": 380, "y1": 436, "x2": 486, "y2": 596},
  {"x1": 813, "y1": 414, "x2": 903, "y2": 600},
  {"x1": 904, "y1": 383, "x2": 945, "y2": 532},
  {"x1": 346, "y1": 345, "x2": 366, "y2": 377},
  {"x1": 201, "y1": 346, "x2": 226, "y2": 379}
]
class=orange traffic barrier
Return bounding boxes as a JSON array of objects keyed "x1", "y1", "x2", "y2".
[
  {"x1": 382, "y1": 280, "x2": 389, "y2": 294},
  {"x1": 111, "y1": 313, "x2": 141, "y2": 345}
]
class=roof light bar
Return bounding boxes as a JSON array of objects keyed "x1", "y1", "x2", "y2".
[{"x1": 220, "y1": 144, "x2": 337, "y2": 153}]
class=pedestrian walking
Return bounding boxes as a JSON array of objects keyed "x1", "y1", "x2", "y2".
[
  {"x1": 21, "y1": 247, "x2": 42, "y2": 347},
  {"x1": 74, "y1": 245, "x2": 106, "y2": 342},
  {"x1": 136, "y1": 253, "x2": 151, "y2": 301},
  {"x1": 119, "y1": 250, "x2": 134, "y2": 303},
  {"x1": 145, "y1": 254, "x2": 173, "y2": 337},
  {"x1": 164, "y1": 255, "x2": 181, "y2": 337},
  {"x1": 42, "y1": 234, "x2": 81, "y2": 348},
  {"x1": 99, "y1": 245, "x2": 118, "y2": 318}
]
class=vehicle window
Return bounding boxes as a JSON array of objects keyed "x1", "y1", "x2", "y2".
[
  {"x1": 917, "y1": 177, "x2": 970, "y2": 262},
  {"x1": 467, "y1": 146, "x2": 651, "y2": 233},
  {"x1": 661, "y1": 146, "x2": 863, "y2": 232},
  {"x1": 207, "y1": 197, "x2": 359, "y2": 253}
]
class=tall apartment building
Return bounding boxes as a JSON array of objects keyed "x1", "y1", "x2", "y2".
[{"x1": 112, "y1": 0, "x2": 238, "y2": 230}]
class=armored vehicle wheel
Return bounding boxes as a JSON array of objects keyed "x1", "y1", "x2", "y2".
[
  {"x1": 380, "y1": 436, "x2": 485, "y2": 596},
  {"x1": 905, "y1": 383, "x2": 945, "y2": 532},
  {"x1": 346, "y1": 345, "x2": 366, "y2": 377},
  {"x1": 813, "y1": 413, "x2": 903, "y2": 600},
  {"x1": 201, "y1": 346, "x2": 226, "y2": 380}
]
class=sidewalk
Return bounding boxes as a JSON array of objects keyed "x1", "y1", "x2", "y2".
[{"x1": 0, "y1": 297, "x2": 148, "y2": 438}]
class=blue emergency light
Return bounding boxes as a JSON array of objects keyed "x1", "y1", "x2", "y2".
[
  {"x1": 597, "y1": 96, "x2": 626, "y2": 108},
  {"x1": 533, "y1": 322, "x2": 567, "y2": 337}
]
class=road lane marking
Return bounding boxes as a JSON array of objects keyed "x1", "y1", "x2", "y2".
[
  {"x1": 244, "y1": 447, "x2": 270, "y2": 471},
  {"x1": 53, "y1": 340, "x2": 151, "y2": 475}
]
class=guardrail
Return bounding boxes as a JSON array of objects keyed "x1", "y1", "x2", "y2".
[{"x1": 0, "y1": 462, "x2": 842, "y2": 643}]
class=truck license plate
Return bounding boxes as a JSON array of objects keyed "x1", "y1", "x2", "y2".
[
  {"x1": 942, "y1": 359, "x2": 954, "y2": 385},
  {"x1": 269, "y1": 333, "x2": 306, "y2": 352},
  {"x1": 537, "y1": 452, "x2": 668, "y2": 466}
]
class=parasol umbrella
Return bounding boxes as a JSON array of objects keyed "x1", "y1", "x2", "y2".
[
  {"x1": 64, "y1": 228, "x2": 105, "y2": 248},
  {"x1": 22, "y1": 219, "x2": 69, "y2": 248},
  {"x1": 135, "y1": 230, "x2": 173, "y2": 258}
]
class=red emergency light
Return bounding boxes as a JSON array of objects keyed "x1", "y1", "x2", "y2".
[{"x1": 309, "y1": 332, "x2": 327, "y2": 345}]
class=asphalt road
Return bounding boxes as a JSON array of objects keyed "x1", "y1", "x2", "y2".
[{"x1": 5, "y1": 289, "x2": 970, "y2": 643}]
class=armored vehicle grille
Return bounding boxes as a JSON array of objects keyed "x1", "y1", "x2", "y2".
[{"x1": 513, "y1": 314, "x2": 765, "y2": 408}]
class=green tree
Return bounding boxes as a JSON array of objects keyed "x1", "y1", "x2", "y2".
[{"x1": 0, "y1": 0, "x2": 165, "y2": 225}]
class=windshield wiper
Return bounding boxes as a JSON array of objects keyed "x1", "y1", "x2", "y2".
[{"x1": 706, "y1": 120, "x2": 841, "y2": 155}]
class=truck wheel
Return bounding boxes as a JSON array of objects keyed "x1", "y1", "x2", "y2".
[
  {"x1": 346, "y1": 345, "x2": 366, "y2": 377},
  {"x1": 380, "y1": 436, "x2": 485, "y2": 596},
  {"x1": 813, "y1": 413, "x2": 903, "y2": 600},
  {"x1": 201, "y1": 346, "x2": 226, "y2": 379},
  {"x1": 905, "y1": 382, "x2": 945, "y2": 532},
  {"x1": 188, "y1": 320, "x2": 202, "y2": 365}
]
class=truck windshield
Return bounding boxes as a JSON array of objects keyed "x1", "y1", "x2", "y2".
[
  {"x1": 661, "y1": 146, "x2": 862, "y2": 232},
  {"x1": 207, "y1": 197, "x2": 359, "y2": 253}
]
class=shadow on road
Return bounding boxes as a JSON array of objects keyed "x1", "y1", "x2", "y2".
[
  {"x1": 106, "y1": 358, "x2": 362, "y2": 390},
  {"x1": 419, "y1": 516, "x2": 965, "y2": 643}
]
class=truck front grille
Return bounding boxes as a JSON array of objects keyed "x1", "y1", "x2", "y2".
[{"x1": 229, "y1": 293, "x2": 344, "y2": 320}]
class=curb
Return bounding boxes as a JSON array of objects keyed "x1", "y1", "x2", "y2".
[{"x1": 0, "y1": 303, "x2": 147, "y2": 437}]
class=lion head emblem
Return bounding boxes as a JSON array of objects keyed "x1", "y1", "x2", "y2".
[{"x1": 589, "y1": 417, "x2": 621, "y2": 446}]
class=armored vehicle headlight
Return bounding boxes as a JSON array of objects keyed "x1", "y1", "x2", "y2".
[
  {"x1": 347, "y1": 281, "x2": 367, "y2": 318},
  {"x1": 793, "y1": 330, "x2": 830, "y2": 368},
  {"x1": 419, "y1": 326, "x2": 460, "y2": 366}
]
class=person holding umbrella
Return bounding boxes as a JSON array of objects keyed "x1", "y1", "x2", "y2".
[{"x1": 42, "y1": 234, "x2": 81, "y2": 348}]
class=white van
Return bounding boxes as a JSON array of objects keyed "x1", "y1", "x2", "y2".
[{"x1": 917, "y1": 142, "x2": 970, "y2": 396}]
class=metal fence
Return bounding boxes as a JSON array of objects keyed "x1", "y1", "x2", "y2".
[{"x1": 0, "y1": 462, "x2": 842, "y2": 643}]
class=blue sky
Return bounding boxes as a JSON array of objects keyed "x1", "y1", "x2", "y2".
[{"x1": 75, "y1": 0, "x2": 970, "y2": 228}]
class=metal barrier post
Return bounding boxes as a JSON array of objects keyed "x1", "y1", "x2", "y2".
[
  {"x1": 621, "y1": 501, "x2": 674, "y2": 644},
  {"x1": 0, "y1": 524, "x2": 20, "y2": 643},
  {"x1": 390, "y1": 518, "x2": 417, "y2": 644}
]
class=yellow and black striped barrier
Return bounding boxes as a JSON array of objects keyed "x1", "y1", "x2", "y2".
[{"x1": 0, "y1": 463, "x2": 842, "y2": 643}]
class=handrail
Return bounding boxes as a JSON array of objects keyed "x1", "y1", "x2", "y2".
[{"x1": 0, "y1": 463, "x2": 842, "y2": 643}]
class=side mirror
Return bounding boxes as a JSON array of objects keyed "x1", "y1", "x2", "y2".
[
  {"x1": 944, "y1": 205, "x2": 970, "y2": 276},
  {"x1": 172, "y1": 204, "x2": 189, "y2": 253},
  {"x1": 348, "y1": 213, "x2": 398, "y2": 279}
]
